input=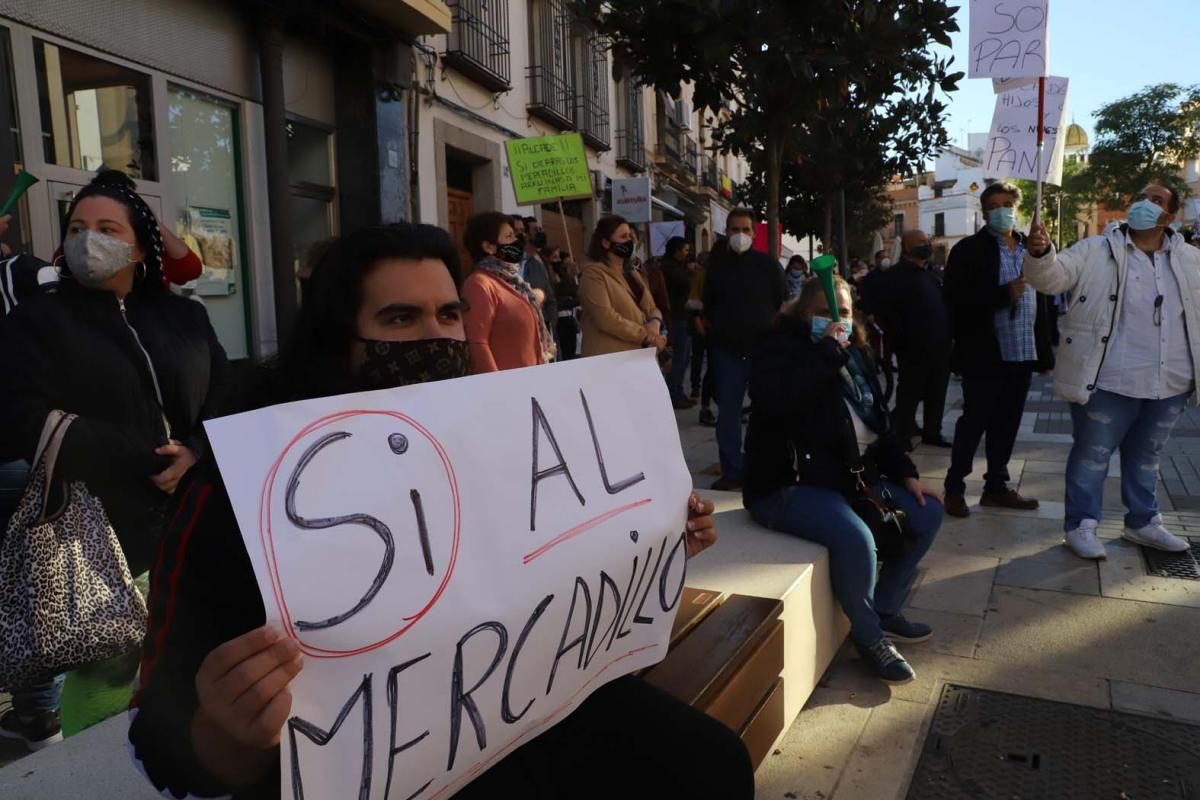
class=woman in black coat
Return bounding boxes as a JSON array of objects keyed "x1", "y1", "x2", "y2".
[
  {"x1": 743, "y1": 275, "x2": 942, "y2": 685},
  {"x1": 0, "y1": 169, "x2": 228, "y2": 749}
]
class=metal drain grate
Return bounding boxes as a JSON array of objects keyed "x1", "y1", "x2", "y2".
[
  {"x1": 907, "y1": 685, "x2": 1200, "y2": 799},
  {"x1": 1142, "y1": 538, "x2": 1200, "y2": 580}
]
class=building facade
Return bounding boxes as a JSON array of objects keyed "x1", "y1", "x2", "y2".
[
  {"x1": 412, "y1": 0, "x2": 746, "y2": 263},
  {"x1": 0, "y1": 0, "x2": 451, "y2": 358}
]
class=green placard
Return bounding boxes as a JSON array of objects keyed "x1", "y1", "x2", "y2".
[{"x1": 504, "y1": 133, "x2": 593, "y2": 206}]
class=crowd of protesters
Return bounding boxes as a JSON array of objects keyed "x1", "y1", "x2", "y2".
[{"x1": 1, "y1": 164, "x2": 1197, "y2": 797}]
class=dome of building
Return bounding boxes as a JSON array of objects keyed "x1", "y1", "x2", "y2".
[{"x1": 1064, "y1": 123, "x2": 1089, "y2": 151}]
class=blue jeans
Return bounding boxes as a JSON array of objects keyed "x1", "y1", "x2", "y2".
[
  {"x1": 667, "y1": 317, "x2": 693, "y2": 402},
  {"x1": 712, "y1": 347, "x2": 752, "y2": 481},
  {"x1": 749, "y1": 481, "x2": 942, "y2": 645},
  {"x1": 1065, "y1": 389, "x2": 1189, "y2": 532},
  {"x1": 11, "y1": 674, "x2": 65, "y2": 716}
]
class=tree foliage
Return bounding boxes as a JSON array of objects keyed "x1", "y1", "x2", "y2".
[
  {"x1": 1082, "y1": 83, "x2": 1200, "y2": 209},
  {"x1": 579, "y1": 0, "x2": 962, "y2": 258}
]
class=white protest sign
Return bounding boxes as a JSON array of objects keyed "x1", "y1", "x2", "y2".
[
  {"x1": 982, "y1": 75, "x2": 1069, "y2": 185},
  {"x1": 650, "y1": 221, "x2": 685, "y2": 257},
  {"x1": 968, "y1": 0, "x2": 1049, "y2": 80},
  {"x1": 205, "y1": 350, "x2": 692, "y2": 800},
  {"x1": 992, "y1": 76, "x2": 1038, "y2": 94},
  {"x1": 612, "y1": 177, "x2": 652, "y2": 223}
]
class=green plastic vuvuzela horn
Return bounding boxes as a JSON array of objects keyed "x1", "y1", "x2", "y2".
[
  {"x1": 0, "y1": 170, "x2": 38, "y2": 217},
  {"x1": 809, "y1": 254, "x2": 840, "y2": 323}
]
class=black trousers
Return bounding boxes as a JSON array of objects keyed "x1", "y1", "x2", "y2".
[
  {"x1": 894, "y1": 351, "x2": 951, "y2": 445},
  {"x1": 945, "y1": 361, "x2": 1033, "y2": 496},
  {"x1": 556, "y1": 316, "x2": 579, "y2": 360},
  {"x1": 455, "y1": 676, "x2": 754, "y2": 799},
  {"x1": 691, "y1": 324, "x2": 714, "y2": 406}
]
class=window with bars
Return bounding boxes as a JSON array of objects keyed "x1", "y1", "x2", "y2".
[
  {"x1": 615, "y1": 77, "x2": 645, "y2": 171},
  {"x1": 573, "y1": 28, "x2": 609, "y2": 150},
  {"x1": 444, "y1": 0, "x2": 512, "y2": 92},
  {"x1": 528, "y1": 0, "x2": 575, "y2": 129}
]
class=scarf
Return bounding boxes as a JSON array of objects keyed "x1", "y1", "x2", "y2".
[
  {"x1": 478, "y1": 256, "x2": 556, "y2": 362},
  {"x1": 841, "y1": 347, "x2": 888, "y2": 436}
]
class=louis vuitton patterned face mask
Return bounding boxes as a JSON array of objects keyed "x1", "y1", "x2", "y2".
[{"x1": 353, "y1": 337, "x2": 471, "y2": 391}]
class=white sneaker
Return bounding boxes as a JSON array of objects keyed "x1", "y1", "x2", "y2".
[
  {"x1": 1122, "y1": 515, "x2": 1190, "y2": 552},
  {"x1": 1064, "y1": 519, "x2": 1107, "y2": 560}
]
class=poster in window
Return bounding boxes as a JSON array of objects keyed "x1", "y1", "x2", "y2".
[{"x1": 188, "y1": 206, "x2": 237, "y2": 295}]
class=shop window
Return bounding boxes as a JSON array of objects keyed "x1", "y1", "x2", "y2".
[
  {"x1": 168, "y1": 86, "x2": 249, "y2": 359},
  {"x1": 34, "y1": 40, "x2": 157, "y2": 180}
]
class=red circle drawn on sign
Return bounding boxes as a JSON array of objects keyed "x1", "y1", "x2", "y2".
[{"x1": 257, "y1": 409, "x2": 461, "y2": 659}]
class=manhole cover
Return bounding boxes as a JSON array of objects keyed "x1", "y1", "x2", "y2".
[
  {"x1": 1142, "y1": 539, "x2": 1200, "y2": 580},
  {"x1": 907, "y1": 685, "x2": 1200, "y2": 799}
]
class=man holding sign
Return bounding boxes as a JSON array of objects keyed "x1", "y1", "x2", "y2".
[
  {"x1": 129, "y1": 223, "x2": 752, "y2": 800},
  {"x1": 1024, "y1": 184, "x2": 1200, "y2": 560}
]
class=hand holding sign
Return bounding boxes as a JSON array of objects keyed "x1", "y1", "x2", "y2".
[{"x1": 1026, "y1": 221, "x2": 1052, "y2": 256}]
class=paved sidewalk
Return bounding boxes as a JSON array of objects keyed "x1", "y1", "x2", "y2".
[{"x1": 678, "y1": 375, "x2": 1200, "y2": 800}]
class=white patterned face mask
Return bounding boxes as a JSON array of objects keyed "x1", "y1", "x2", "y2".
[{"x1": 64, "y1": 230, "x2": 133, "y2": 287}]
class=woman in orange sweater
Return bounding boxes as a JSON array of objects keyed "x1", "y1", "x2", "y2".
[{"x1": 460, "y1": 212, "x2": 556, "y2": 372}]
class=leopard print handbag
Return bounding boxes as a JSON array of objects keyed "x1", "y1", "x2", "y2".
[{"x1": 0, "y1": 410, "x2": 148, "y2": 688}]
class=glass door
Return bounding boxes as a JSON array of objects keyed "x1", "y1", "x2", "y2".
[{"x1": 166, "y1": 85, "x2": 250, "y2": 359}]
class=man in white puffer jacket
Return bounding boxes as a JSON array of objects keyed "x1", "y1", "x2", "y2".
[{"x1": 1025, "y1": 183, "x2": 1200, "y2": 560}]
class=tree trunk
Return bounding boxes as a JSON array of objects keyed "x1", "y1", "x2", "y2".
[
  {"x1": 823, "y1": 193, "x2": 835, "y2": 254},
  {"x1": 766, "y1": 118, "x2": 782, "y2": 262}
]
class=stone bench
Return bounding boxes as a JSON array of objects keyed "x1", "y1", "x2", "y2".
[{"x1": 667, "y1": 490, "x2": 849, "y2": 761}]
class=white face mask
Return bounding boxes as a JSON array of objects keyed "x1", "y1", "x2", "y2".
[
  {"x1": 729, "y1": 233, "x2": 753, "y2": 254},
  {"x1": 64, "y1": 230, "x2": 134, "y2": 287}
]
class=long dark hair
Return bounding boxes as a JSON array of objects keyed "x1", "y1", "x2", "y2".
[
  {"x1": 62, "y1": 168, "x2": 166, "y2": 293},
  {"x1": 587, "y1": 215, "x2": 628, "y2": 262},
  {"x1": 267, "y1": 222, "x2": 463, "y2": 404}
]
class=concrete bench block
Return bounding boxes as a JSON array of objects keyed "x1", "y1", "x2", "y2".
[{"x1": 688, "y1": 490, "x2": 849, "y2": 739}]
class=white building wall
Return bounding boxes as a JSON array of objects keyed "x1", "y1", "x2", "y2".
[{"x1": 413, "y1": 0, "x2": 645, "y2": 228}]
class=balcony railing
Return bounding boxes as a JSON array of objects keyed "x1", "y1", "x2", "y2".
[
  {"x1": 701, "y1": 156, "x2": 719, "y2": 190},
  {"x1": 528, "y1": 0, "x2": 575, "y2": 129},
  {"x1": 444, "y1": 0, "x2": 512, "y2": 92},
  {"x1": 683, "y1": 136, "x2": 700, "y2": 178}
]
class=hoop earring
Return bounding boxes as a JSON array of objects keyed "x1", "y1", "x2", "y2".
[{"x1": 136, "y1": 261, "x2": 147, "y2": 281}]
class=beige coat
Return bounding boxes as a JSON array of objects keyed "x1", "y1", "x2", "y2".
[{"x1": 578, "y1": 261, "x2": 662, "y2": 357}]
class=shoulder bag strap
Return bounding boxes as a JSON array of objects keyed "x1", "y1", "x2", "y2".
[{"x1": 36, "y1": 412, "x2": 77, "y2": 522}]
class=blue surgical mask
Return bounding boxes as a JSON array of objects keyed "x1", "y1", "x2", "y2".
[
  {"x1": 811, "y1": 316, "x2": 852, "y2": 343},
  {"x1": 1127, "y1": 199, "x2": 1165, "y2": 231},
  {"x1": 987, "y1": 207, "x2": 1016, "y2": 234}
]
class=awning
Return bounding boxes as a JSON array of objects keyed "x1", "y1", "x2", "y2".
[{"x1": 651, "y1": 195, "x2": 687, "y2": 219}]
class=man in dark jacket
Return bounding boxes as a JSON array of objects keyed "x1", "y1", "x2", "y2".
[
  {"x1": 943, "y1": 183, "x2": 1055, "y2": 517},
  {"x1": 661, "y1": 236, "x2": 697, "y2": 409},
  {"x1": 703, "y1": 208, "x2": 787, "y2": 490},
  {"x1": 874, "y1": 230, "x2": 953, "y2": 450}
]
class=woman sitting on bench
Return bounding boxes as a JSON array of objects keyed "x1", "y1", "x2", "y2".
[{"x1": 743, "y1": 275, "x2": 943, "y2": 685}]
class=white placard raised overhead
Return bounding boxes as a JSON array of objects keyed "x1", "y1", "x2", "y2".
[
  {"x1": 650, "y1": 221, "x2": 685, "y2": 257},
  {"x1": 612, "y1": 177, "x2": 652, "y2": 223},
  {"x1": 968, "y1": 0, "x2": 1049, "y2": 80},
  {"x1": 204, "y1": 350, "x2": 691, "y2": 800},
  {"x1": 992, "y1": 76, "x2": 1039, "y2": 94},
  {"x1": 982, "y1": 75, "x2": 1069, "y2": 185}
]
